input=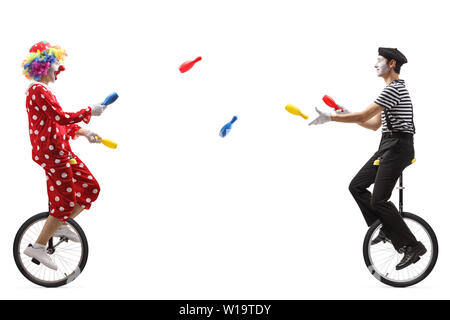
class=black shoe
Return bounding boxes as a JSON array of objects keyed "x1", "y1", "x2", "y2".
[
  {"x1": 395, "y1": 242, "x2": 427, "y2": 271},
  {"x1": 371, "y1": 230, "x2": 391, "y2": 245}
]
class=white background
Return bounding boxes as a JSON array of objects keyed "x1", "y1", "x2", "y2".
[{"x1": 0, "y1": 0, "x2": 449, "y2": 299}]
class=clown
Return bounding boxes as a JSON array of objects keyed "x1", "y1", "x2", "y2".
[
  {"x1": 22, "y1": 41, "x2": 107, "y2": 270},
  {"x1": 309, "y1": 47, "x2": 426, "y2": 271}
]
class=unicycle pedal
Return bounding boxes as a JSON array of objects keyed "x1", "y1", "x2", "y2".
[{"x1": 27, "y1": 244, "x2": 42, "y2": 265}]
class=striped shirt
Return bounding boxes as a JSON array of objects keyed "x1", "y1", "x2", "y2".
[{"x1": 375, "y1": 79, "x2": 415, "y2": 134}]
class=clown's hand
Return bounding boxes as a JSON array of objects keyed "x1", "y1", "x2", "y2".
[
  {"x1": 84, "y1": 130, "x2": 102, "y2": 144},
  {"x1": 335, "y1": 105, "x2": 351, "y2": 114},
  {"x1": 308, "y1": 107, "x2": 332, "y2": 126},
  {"x1": 91, "y1": 103, "x2": 106, "y2": 116}
]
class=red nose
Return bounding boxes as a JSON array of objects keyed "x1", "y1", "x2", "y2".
[{"x1": 54, "y1": 65, "x2": 65, "y2": 80}]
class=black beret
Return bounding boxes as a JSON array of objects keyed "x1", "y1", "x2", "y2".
[{"x1": 378, "y1": 47, "x2": 408, "y2": 65}]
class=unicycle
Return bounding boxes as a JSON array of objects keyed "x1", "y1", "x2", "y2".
[
  {"x1": 363, "y1": 159, "x2": 438, "y2": 287},
  {"x1": 13, "y1": 210, "x2": 89, "y2": 287}
]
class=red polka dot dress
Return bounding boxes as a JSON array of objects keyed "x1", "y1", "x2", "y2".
[{"x1": 26, "y1": 82, "x2": 101, "y2": 222}]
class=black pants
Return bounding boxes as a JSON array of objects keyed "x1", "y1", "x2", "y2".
[{"x1": 349, "y1": 133, "x2": 418, "y2": 251}]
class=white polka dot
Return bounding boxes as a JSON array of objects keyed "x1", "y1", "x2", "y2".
[
  {"x1": 29, "y1": 129, "x2": 33, "y2": 134},
  {"x1": 61, "y1": 144, "x2": 65, "y2": 148},
  {"x1": 32, "y1": 86, "x2": 36, "y2": 90},
  {"x1": 51, "y1": 209, "x2": 55, "y2": 213},
  {"x1": 66, "y1": 187, "x2": 72, "y2": 192},
  {"x1": 42, "y1": 105, "x2": 47, "y2": 111},
  {"x1": 64, "y1": 216, "x2": 69, "y2": 219},
  {"x1": 41, "y1": 94, "x2": 45, "y2": 99},
  {"x1": 92, "y1": 189, "x2": 98, "y2": 194},
  {"x1": 56, "y1": 180, "x2": 62, "y2": 186},
  {"x1": 65, "y1": 114, "x2": 70, "y2": 118},
  {"x1": 69, "y1": 202, "x2": 75, "y2": 207},
  {"x1": 79, "y1": 163, "x2": 84, "y2": 168},
  {"x1": 29, "y1": 100, "x2": 32, "y2": 105},
  {"x1": 34, "y1": 156, "x2": 39, "y2": 161},
  {"x1": 55, "y1": 115, "x2": 60, "y2": 121},
  {"x1": 48, "y1": 127, "x2": 52, "y2": 132},
  {"x1": 82, "y1": 183, "x2": 88, "y2": 188},
  {"x1": 59, "y1": 207, "x2": 65, "y2": 212},
  {"x1": 59, "y1": 151, "x2": 64, "y2": 156},
  {"x1": 81, "y1": 205, "x2": 86, "y2": 209},
  {"x1": 53, "y1": 135, "x2": 57, "y2": 139},
  {"x1": 55, "y1": 159, "x2": 60, "y2": 164},
  {"x1": 50, "y1": 168, "x2": 56, "y2": 173},
  {"x1": 63, "y1": 135, "x2": 66, "y2": 140},
  {"x1": 61, "y1": 173, "x2": 68, "y2": 178},
  {"x1": 34, "y1": 130, "x2": 38, "y2": 135},
  {"x1": 27, "y1": 108, "x2": 30, "y2": 113},
  {"x1": 32, "y1": 115, "x2": 37, "y2": 120},
  {"x1": 66, "y1": 163, "x2": 71, "y2": 167},
  {"x1": 76, "y1": 172, "x2": 81, "y2": 176},
  {"x1": 40, "y1": 136, "x2": 45, "y2": 141},
  {"x1": 41, "y1": 163, "x2": 46, "y2": 168},
  {"x1": 50, "y1": 186, "x2": 54, "y2": 191},
  {"x1": 35, "y1": 106, "x2": 39, "y2": 111},
  {"x1": 55, "y1": 196, "x2": 60, "y2": 201},
  {"x1": 37, "y1": 146, "x2": 40, "y2": 151},
  {"x1": 32, "y1": 95, "x2": 36, "y2": 100},
  {"x1": 73, "y1": 178, "x2": 77, "y2": 183},
  {"x1": 56, "y1": 128, "x2": 59, "y2": 133},
  {"x1": 86, "y1": 198, "x2": 91, "y2": 203},
  {"x1": 76, "y1": 192, "x2": 81, "y2": 197},
  {"x1": 88, "y1": 175, "x2": 93, "y2": 180},
  {"x1": 49, "y1": 145, "x2": 54, "y2": 150},
  {"x1": 39, "y1": 120, "x2": 44, "y2": 126}
]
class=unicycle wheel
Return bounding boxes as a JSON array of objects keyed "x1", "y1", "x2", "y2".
[
  {"x1": 363, "y1": 212, "x2": 438, "y2": 287},
  {"x1": 13, "y1": 212, "x2": 89, "y2": 287}
]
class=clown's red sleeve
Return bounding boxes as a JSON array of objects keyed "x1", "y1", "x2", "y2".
[
  {"x1": 32, "y1": 85, "x2": 92, "y2": 125},
  {"x1": 66, "y1": 124, "x2": 82, "y2": 140}
]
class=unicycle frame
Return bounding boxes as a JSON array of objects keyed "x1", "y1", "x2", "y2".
[{"x1": 398, "y1": 173, "x2": 405, "y2": 215}]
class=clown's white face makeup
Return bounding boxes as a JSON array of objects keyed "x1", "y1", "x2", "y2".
[
  {"x1": 375, "y1": 56, "x2": 389, "y2": 76},
  {"x1": 49, "y1": 63, "x2": 60, "y2": 83}
]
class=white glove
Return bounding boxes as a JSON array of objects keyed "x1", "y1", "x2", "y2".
[
  {"x1": 335, "y1": 105, "x2": 351, "y2": 114},
  {"x1": 84, "y1": 130, "x2": 102, "y2": 144},
  {"x1": 308, "y1": 107, "x2": 332, "y2": 126},
  {"x1": 91, "y1": 103, "x2": 106, "y2": 116}
]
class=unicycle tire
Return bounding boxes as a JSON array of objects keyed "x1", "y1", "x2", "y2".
[
  {"x1": 363, "y1": 212, "x2": 438, "y2": 287},
  {"x1": 13, "y1": 212, "x2": 89, "y2": 288}
]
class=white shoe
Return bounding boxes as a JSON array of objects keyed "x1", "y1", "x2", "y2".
[
  {"x1": 53, "y1": 225, "x2": 80, "y2": 243},
  {"x1": 23, "y1": 245, "x2": 58, "y2": 271}
]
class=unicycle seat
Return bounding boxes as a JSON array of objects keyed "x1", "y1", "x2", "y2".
[{"x1": 373, "y1": 158, "x2": 416, "y2": 166}]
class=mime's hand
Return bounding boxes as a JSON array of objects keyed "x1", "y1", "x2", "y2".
[
  {"x1": 308, "y1": 107, "x2": 332, "y2": 126},
  {"x1": 335, "y1": 105, "x2": 351, "y2": 114}
]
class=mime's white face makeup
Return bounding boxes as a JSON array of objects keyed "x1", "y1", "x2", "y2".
[{"x1": 375, "y1": 56, "x2": 389, "y2": 76}]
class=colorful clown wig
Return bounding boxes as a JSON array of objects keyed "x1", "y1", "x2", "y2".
[{"x1": 22, "y1": 41, "x2": 67, "y2": 81}]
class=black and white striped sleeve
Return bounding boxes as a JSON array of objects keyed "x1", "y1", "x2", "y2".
[{"x1": 375, "y1": 86, "x2": 400, "y2": 110}]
